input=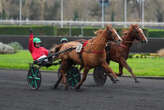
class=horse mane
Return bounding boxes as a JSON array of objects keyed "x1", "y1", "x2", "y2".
[
  {"x1": 129, "y1": 24, "x2": 139, "y2": 32},
  {"x1": 94, "y1": 29, "x2": 103, "y2": 35}
]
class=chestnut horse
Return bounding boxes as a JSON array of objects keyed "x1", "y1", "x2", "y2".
[
  {"x1": 106, "y1": 24, "x2": 148, "y2": 82},
  {"x1": 51, "y1": 25, "x2": 122, "y2": 90}
]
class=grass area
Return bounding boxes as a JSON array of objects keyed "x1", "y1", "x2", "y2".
[
  {"x1": 110, "y1": 58, "x2": 164, "y2": 76},
  {"x1": 0, "y1": 50, "x2": 60, "y2": 71},
  {"x1": 0, "y1": 50, "x2": 164, "y2": 76}
]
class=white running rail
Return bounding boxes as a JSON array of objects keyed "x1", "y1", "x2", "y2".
[{"x1": 1, "y1": 20, "x2": 164, "y2": 27}]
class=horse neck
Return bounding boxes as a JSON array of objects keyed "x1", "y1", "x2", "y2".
[
  {"x1": 92, "y1": 32, "x2": 107, "y2": 50},
  {"x1": 121, "y1": 31, "x2": 135, "y2": 48}
]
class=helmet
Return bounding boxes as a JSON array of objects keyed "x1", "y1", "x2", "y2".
[
  {"x1": 33, "y1": 37, "x2": 41, "y2": 43},
  {"x1": 60, "y1": 37, "x2": 68, "y2": 43}
]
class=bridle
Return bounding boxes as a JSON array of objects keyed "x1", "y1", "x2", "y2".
[
  {"x1": 106, "y1": 29, "x2": 115, "y2": 41},
  {"x1": 132, "y1": 27, "x2": 144, "y2": 41}
]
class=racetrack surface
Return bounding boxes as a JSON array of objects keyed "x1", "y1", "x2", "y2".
[{"x1": 0, "y1": 69, "x2": 164, "y2": 110}]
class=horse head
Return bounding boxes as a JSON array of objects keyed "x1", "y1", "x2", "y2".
[
  {"x1": 130, "y1": 24, "x2": 148, "y2": 43},
  {"x1": 105, "y1": 25, "x2": 122, "y2": 42}
]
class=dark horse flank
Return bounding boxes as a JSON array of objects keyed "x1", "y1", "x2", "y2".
[
  {"x1": 51, "y1": 25, "x2": 122, "y2": 90},
  {"x1": 106, "y1": 24, "x2": 148, "y2": 83}
]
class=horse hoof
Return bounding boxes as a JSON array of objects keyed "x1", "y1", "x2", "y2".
[
  {"x1": 135, "y1": 80, "x2": 140, "y2": 83},
  {"x1": 116, "y1": 73, "x2": 122, "y2": 77},
  {"x1": 75, "y1": 86, "x2": 80, "y2": 90},
  {"x1": 75, "y1": 85, "x2": 81, "y2": 90},
  {"x1": 64, "y1": 84, "x2": 69, "y2": 90},
  {"x1": 53, "y1": 84, "x2": 58, "y2": 89},
  {"x1": 112, "y1": 80, "x2": 117, "y2": 84},
  {"x1": 53, "y1": 86, "x2": 57, "y2": 90},
  {"x1": 134, "y1": 79, "x2": 139, "y2": 83},
  {"x1": 64, "y1": 87, "x2": 69, "y2": 91}
]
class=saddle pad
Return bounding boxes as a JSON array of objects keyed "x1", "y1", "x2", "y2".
[{"x1": 76, "y1": 43, "x2": 83, "y2": 53}]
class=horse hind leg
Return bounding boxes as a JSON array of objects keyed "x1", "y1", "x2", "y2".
[
  {"x1": 53, "y1": 75, "x2": 62, "y2": 89},
  {"x1": 120, "y1": 58, "x2": 139, "y2": 83},
  {"x1": 75, "y1": 67, "x2": 89, "y2": 90},
  {"x1": 58, "y1": 61, "x2": 71, "y2": 90}
]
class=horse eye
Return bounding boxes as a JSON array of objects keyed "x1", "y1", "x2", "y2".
[{"x1": 134, "y1": 29, "x2": 138, "y2": 33}]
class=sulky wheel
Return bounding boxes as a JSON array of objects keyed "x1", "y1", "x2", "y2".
[
  {"x1": 27, "y1": 65, "x2": 41, "y2": 90},
  {"x1": 93, "y1": 66, "x2": 107, "y2": 86},
  {"x1": 66, "y1": 66, "x2": 81, "y2": 87}
]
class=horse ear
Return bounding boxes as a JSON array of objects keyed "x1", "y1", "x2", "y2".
[
  {"x1": 130, "y1": 24, "x2": 134, "y2": 27},
  {"x1": 106, "y1": 24, "x2": 112, "y2": 30},
  {"x1": 94, "y1": 31, "x2": 98, "y2": 35},
  {"x1": 133, "y1": 24, "x2": 139, "y2": 28},
  {"x1": 130, "y1": 24, "x2": 137, "y2": 29},
  {"x1": 135, "y1": 24, "x2": 139, "y2": 28}
]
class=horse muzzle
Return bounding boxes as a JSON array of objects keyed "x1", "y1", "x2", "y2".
[{"x1": 142, "y1": 40, "x2": 148, "y2": 44}]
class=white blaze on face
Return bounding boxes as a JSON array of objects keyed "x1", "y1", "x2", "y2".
[
  {"x1": 114, "y1": 29, "x2": 122, "y2": 41},
  {"x1": 139, "y1": 28, "x2": 148, "y2": 43}
]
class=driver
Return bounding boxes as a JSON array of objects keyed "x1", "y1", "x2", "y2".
[
  {"x1": 60, "y1": 37, "x2": 68, "y2": 44},
  {"x1": 28, "y1": 30, "x2": 50, "y2": 64}
]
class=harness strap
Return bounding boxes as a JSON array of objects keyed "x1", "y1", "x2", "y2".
[
  {"x1": 78, "y1": 40, "x2": 88, "y2": 66},
  {"x1": 120, "y1": 44, "x2": 127, "y2": 48}
]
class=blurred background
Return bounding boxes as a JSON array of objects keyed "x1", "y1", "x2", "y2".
[
  {"x1": 0, "y1": 0, "x2": 164, "y2": 27},
  {"x1": 0, "y1": 0, "x2": 164, "y2": 22},
  {"x1": 0, "y1": 0, "x2": 164, "y2": 74},
  {"x1": 0, "y1": 0, "x2": 164, "y2": 53}
]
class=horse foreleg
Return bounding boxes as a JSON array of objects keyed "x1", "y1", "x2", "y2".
[
  {"x1": 120, "y1": 58, "x2": 139, "y2": 83},
  {"x1": 116, "y1": 64, "x2": 123, "y2": 76},
  {"x1": 79, "y1": 65, "x2": 84, "y2": 72},
  {"x1": 102, "y1": 63, "x2": 118, "y2": 83},
  {"x1": 75, "y1": 67, "x2": 89, "y2": 90}
]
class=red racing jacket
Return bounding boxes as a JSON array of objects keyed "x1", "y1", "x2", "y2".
[{"x1": 28, "y1": 33, "x2": 49, "y2": 60}]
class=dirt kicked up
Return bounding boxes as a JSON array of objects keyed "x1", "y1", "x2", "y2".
[{"x1": 0, "y1": 69, "x2": 164, "y2": 110}]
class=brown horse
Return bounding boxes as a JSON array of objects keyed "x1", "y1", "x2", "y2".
[
  {"x1": 106, "y1": 24, "x2": 148, "y2": 82},
  {"x1": 51, "y1": 25, "x2": 122, "y2": 90}
]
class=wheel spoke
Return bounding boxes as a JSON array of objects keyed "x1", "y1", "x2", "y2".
[
  {"x1": 34, "y1": 77, "x2": 40, "y2": 80},
  {"x1": 34, "y1": 80, "x2": 38, "y2": 89},
  {"x1": 30, "y1": 80, "x2": 34, "y2": 87},
  {"x1": 28, "y1": 76, "x2": 33, "y2": 79}
]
